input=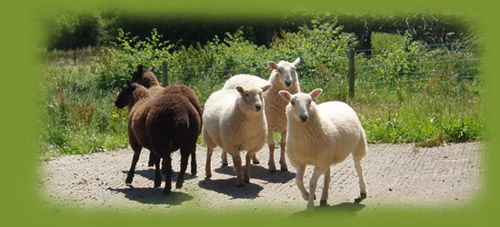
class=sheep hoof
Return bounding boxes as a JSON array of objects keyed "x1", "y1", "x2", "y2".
[
  {"x1": 125, "y1": 176, "x2": 133, "y2": 184},
  {"x1": 176, "y1": 182, "x2": 183, "y2": 189},
  {"x1": 280, "y1": 167, "x2": 288, "y2": 172},
  {"x1": 252, "y1": 160, "x2": 260, "y2": 164},
  {"x1": 320, "y1": 200, "x2": 328, "y2": 206},
  {"x1": 154, "y1": 180, "x2": 161, "y2": 188},
  {"x1": 244, "y1": 179, "x2": 250, "y2": 183},
  {"x1": 269, "y1": 168, "x2": 277, "y2": 173},
  {"x1": 191, "y1": 169, "x2": 197, "y2": 176},
  {"x1": 354, "y1": 192, "x2": 366, "y2": 203},
  {"x1": 221, "y1": 162, "x2": 228, "y2": 167}
]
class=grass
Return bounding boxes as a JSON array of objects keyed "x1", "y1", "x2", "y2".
[
  {"x1": 39, "y1": 27, "x2": 484, "y2": 154},
  {"x1": 39, "y1": 63, "x2": 129, "y2": 154}
]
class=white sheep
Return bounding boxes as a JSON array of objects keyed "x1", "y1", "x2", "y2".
[
  {"x1": 279, "y1": 89, "x2": 367, "y2": 208},
  {"x1": 222, "y1": 58, "x2": 301, "y2": 172},
  {"x1": 203, "y1": 84, "x2": 272, "y2": 186}
]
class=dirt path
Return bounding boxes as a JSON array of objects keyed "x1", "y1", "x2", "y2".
[{"x1": 39, "y1": 143, "x2": 482, "y2": 214}]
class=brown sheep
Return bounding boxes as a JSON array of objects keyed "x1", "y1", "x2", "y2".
[
  {"x1": 131, "y1": 65, "x2": 203, "y2": 168},
  {"x1": 115, "y1": 81, "x2": 201, "y2": 195}
]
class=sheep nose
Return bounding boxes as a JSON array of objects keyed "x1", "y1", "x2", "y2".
[
  {"x1": 255, "y1": 104, "x2": 262, "y2": 111},
  {"x1": 300, "y1": 114, "x2": 308, "y2": 122},
  {"x1": 285, "y1": 81, "x2": 292, "y2": 87}
]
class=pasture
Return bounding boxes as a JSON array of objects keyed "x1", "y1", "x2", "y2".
[{"x1": 39, "y1": 24, "x2": 483, "y2": 154}]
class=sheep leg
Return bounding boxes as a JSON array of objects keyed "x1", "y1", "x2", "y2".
[
  {"x1": 190, "y1": 148, "x2": 197, "y2": 176},
  {"x1": 307, "y1": 167, "x2": 324, "y2": 208},
  {"x1": 354, "y1": 158, "x2": 367, "y2": 203},
  {"x1": 176, "y1": 150, "x2": 189, "y2": 189},
  {"x1": 147, "y1": 151, "x2": 156, "y2": 167},
  {"x1": 126, "y1": 150, "x2": 141, "y2": 184},
  {"x1": 205, "y1": 147, "x2": 214, "y2": 179},
  {"x1": 279, "y1": 131, "x2": 288, "y2": 171},
  {"x1": 295, "y1": 162, "x2": 309, "y2": 201},
  {"x1": 231, "y1": 152, "x2": 244, "y2": 187},
  {"x1": 320, "y1": 167, "x2": 331, "y2": 206},
  {"x1": 154, "y1": 156, "x2": 162, "y2": 188},
  {"x1": 163, "y1": 156, "x2": 172, "y2": 195},
  {"x1": 221, "y1": 151, "x2": 228, "y2": 166},
  {"x1": 251, "y1": 153, "x2": 260, "y2": 164},
  {"x1": 267, "y1": 131, "x2": 277, "y2": 172},
  {"x1": 244, "y1": 152, "x2": 252, "y2": 183}
]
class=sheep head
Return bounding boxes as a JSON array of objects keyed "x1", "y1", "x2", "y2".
[
  {"x1": 115, "y1": 80, "x2": 137, "y2": 109},
  {"x1": 236, "y1": 85, "x2": 272, "y2": 113},
  {"x1": 132, "y1": 65, "x2": 159, "y2": 88},
  {"x1": 279, "y1": 88, "x2": 322, "y2": 123},
  {"x1": 268, "y1": 57, "x2": 300, "y2": 89}
]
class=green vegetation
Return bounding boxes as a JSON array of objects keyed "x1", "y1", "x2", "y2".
[{"x1": 39, "y1": 21, "x2": 483, "y2": 154}]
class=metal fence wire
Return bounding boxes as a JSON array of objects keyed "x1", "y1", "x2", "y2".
[{"x1": 158, "y1": 41, "x2": 481, "y2": 98}]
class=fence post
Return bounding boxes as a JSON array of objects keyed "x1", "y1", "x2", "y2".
[
  {"x1": 162, "y1": 61, "x2": 169, "y2": 87},
  {"x1": 348, "y1": 47, "x2": 355, "y2": 99}
]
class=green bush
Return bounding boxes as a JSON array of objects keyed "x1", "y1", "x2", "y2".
[
  {"x1": 46, "y1": 13, "x2": 115, "y2": 50},
  {"x1": 99, "y1": 29, "x2": 173, "y2": 89}
]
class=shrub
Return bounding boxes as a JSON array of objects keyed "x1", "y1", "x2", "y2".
[{"x1": 99, "y1": 29, "x2": 173, "y2": 89}]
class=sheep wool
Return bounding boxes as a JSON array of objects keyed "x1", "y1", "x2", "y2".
[
  {"x1": 221, "y1": 57, "x2": 301, "y2": 172},
  {"x1": 115, "y1": 81, "x2": 201, "y2": 195},
  {"x1": 132, "y1": 65, "x2": 203, "y2": 167},
  {"x1": 203, "y1": 85, "x2": 271, "y2": 186},
  {"x1": 280, "y1": 88, "x2": 367, "y2": 208}
]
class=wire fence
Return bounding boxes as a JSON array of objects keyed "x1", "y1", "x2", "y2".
[{"x1": 157, "y1": 41, "x2": 482, "y2": 98}]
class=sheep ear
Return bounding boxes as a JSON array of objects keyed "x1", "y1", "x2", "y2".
[
  {"x1": 279, "y1": 90, "x2": 292, "y2": 102},
  {"x1": 147, "y1": 66, "x2": 155, "y2": 72},
  {"x1": 137, "y1": 65, "x2": 144, "y2": 74},
  {"x1": 236, "y1": 86, "x2": 245, "y2": 95},
  {"x1": 262, "y1": 84, "x2": 272, "y2": 92},
  {"x1": 292, "y1": 57, "x2": 300, "y2": 67},
  {"x1": 132, "y1": 71, "x2": 141, "y2": 82},
  {"x1": 309, "y1": 88, "x2": 323, "y2": 99},
  {"x1": 268, "y1": 61, "x2": 278, "y2": 70}
]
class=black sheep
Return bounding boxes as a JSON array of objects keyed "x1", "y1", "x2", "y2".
[{"x1": 115, "y1": 81, "x2": 201, "y2": 195}]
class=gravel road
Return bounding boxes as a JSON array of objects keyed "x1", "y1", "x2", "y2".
[{"x1": 39, "y1": 143, "x2": 482, "y2": 214}]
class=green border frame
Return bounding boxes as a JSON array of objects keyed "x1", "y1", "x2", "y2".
[{"x1": 1, "y1": 0, "x2": 496, "y2": 226}]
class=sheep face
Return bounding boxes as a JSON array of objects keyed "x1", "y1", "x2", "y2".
[
  {"x1": 236, "y1": 85, "x2": 272, "y2": 113},
  {"x1": 279, "y1": 89, "x2": 322, "y2": 123},
  {"x1": 115, "y1": 81, "x2": 137, "y2": 109},
  {"x1": 268, "y1": 57, "x2": 300, "y2": 89}
]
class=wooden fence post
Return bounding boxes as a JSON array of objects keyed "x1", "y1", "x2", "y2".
[
  {"x1": 162, "y1": 61, "x2": 169, "y2": 87},
  {"x1": 348, "y1": 47, "x2": 355, "y2": 99}
]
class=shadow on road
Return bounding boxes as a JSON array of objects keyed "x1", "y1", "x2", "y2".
[
  {"x1": 291, "y1": 202, "x2": 366, "y2": 218},
  {"x1": 108, "y1": 186, "x2": 193, "y2": 205},
  {"x1": 198, "y1": 178, "x2": 263, "y2": 199},
  {"x1": 122, "y1": 169, "x2": 196, "y2": 182},
  {"x1": 214, "y1": 164, "x2": 296, "y2": 183}
]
